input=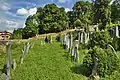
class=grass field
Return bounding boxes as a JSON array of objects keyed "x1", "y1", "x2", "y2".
[{"x1": 0, "y1": 39, "x2": 87, "y2": 80}]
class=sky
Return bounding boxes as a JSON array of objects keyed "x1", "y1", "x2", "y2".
[{"x1": 0, "y1": 0, "x2": 91, "y2": 33}]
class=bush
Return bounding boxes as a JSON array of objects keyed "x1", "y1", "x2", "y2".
[{"x1": 83, "y1": 46, "x2": 120, "y2": 77}]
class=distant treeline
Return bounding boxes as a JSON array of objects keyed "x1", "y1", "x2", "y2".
[{"x1": 11, "y1": 0, "x2": 120, "y2": 39}]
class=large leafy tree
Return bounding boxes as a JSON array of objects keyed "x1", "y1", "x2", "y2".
[
  {"x1": 38, "y1": 4, "x2": 69, "y2": 33},
  {"x1": 92, "y1": 0, "x2": 112, "y2": 30},
  {"x1": 72, "y1": 1, "x2": 93, "y2": 28},
  {"x1": 111, "y1": 0, "x2": 120, "y2": 23},
  {"x1": 23, "y1": 14, "x2": 39, "y2": 39}
]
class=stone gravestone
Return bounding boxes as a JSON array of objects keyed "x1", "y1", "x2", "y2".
[
  {"x1": 11, "y1": 59, "x2": 16, "y2": 70},
  {"x1": 84, "y1": 32, "x2": 88, "y2": 43},
  {"x1": 89, "y1": 32, "x2": 93, "y2": 40},
  {"x1": 20, "y1": 42, "x2": 31, "y2": 64},
  {"x1": 69, "y1": 33, "x2": 73, "y2": 54},
  {"x1": 6, "y1": 43, "x2": 11, "y2": 79},
  {"x1": 115, "y1": 26, "x2": 119, "y2": 37},
  {"x1": 80, "y1": 32, "x2": 83, "y2": 43},
  {"x1": 74, "y1": 40, "x2": 79, "y2": 63},
  {"x1": 78, "y1": 31, "x2": 81, "y2": 41},
  {"x1": 63, "y1": 34, "x2": 67, "y2": 49}
]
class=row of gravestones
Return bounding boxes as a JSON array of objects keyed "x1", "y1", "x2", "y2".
[
  {"x1": 41, "y1": 35, "x2": 52, "y2": 46},
  {"x1": 56, "y1": 30, "x2": 94, "y2": 63},
  {"x1": 1, "y1": 42, "x2": 32, "y2": 80},
  {"x1": 108, "y1": 26, "x2": 120, "y2": 38}
]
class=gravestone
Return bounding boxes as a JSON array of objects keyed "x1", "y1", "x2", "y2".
[
  {"x1": 78, "y1": 32, "x2": 81, "y2": 41},
  {"x1": 74, "y1": 40, "x2": 79, "y2": 62},
  {"x1": 89, "y1": 32, "x2": 93, "y2": 40},
  {"x1": 80, "y1": 32, "x2": 83, "y2": 43},
  {"x1": 12, "y1": 59, "x2": 16, "y2": 70},
  {"x1": 63, "y1": 34, "x2": 67, "y2": 49},
  {"x1": 69, "y1": 34, "x2": 73, "y2": 54},
  {"x1": 20, "y1": 42, "x2": 31, "y2": 64},
  {"x1": 6, "y1": 43, "x2": 11, "y2": 79},
  {"x1": 84, "y1": 32, "x2": 88, "y2": 43},
  {"x1": 115, "y1": 26, "x2": 119, "y2": 37}
]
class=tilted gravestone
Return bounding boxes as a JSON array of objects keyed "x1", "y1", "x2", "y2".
[
  {"x1": 6, "y1": 43, "x2": 11, "y2": 79},
  {"x1": 20, "y1": 42, "x2": 31, "y2": 64}
]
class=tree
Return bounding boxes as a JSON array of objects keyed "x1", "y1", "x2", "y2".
[
  {"x1": 38, "y1": 4, "x2": 69, "y2": 33},
  {"x1": 72, "y1": 1, "x2": 93, "y2": 28},
  {"x1": 83, "y1": 46, "x2": 120, "y2": 77},
  {"x1": 111, "y1": 0, "x2": 120, "y2": 23},
  {"x1": 90, "y1": 31, "x2": 112, "y2": 48},
  {"x1": 11, "y1": 28, "x2": 23, "y2": 39},
  {"x1": 23, "y1": 15, "x2": 39, "y2": 39},
  {"x1": 93, "y1": 0, "x2": 112, "y2": 30},
  {"x1": 73, "y1": 19, "x2": 81, "y2": 28}
]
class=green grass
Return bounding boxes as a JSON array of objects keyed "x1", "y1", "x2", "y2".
[{"x1": 6, "y1": 39, "x2": 87, "y2": 80}]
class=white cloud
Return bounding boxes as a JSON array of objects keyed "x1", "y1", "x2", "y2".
[
  {"x1": 16, "y1": 7, "x2": 37, "y2": 16},
  {"x1": 17, "y1": 8, "x2": 28, "y2": 15},
  {"x1": 65, "y1": 8, "x2": 71, "y2": 12},
  {"x1": 58, "y1": 0, "x2": 66, "y2": 3},
  {"x1": 28, "y1": 7, "x2": 37, "y2": 16},
  {"x1": 1, "y1": 5, "x2": 10, "y2": 11}
]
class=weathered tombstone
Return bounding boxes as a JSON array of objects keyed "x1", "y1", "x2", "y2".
[
  {"x1": 20, "y1": 42, "x2": 31, "y2": 64},
  {"x1": 67, "y1": 34, "x2": 70, "y2": 49},
  {"x1": 115, "y1": 26, "x2": 119, "y2": 37},
  {"x1": 5, "y1": 43, "x2": 11, "y2": 79},
  {"x1": 91, "y1": 55, "x2": 100, "y2": 80},
  {"x1": 78, "y1": 31, "x2": 81, "y2": 41},
  {"x1": 80, "y1": 32, "x2": 83, "y2": 43},
  {"x1": 89, "y1": 32, "x2": 93, "y2": 40},
  {"x1": 45, "y1": 36, "x2": 49, "y2": 43},
  {"x1": 74, "y1": 40, "x2": 79, "y2": 62},
  {"x1": 11, "y1": 59, "x2": 16, "y2": 70},
  {"x1": 84, "y1": 32, "x2": 88, "y2": 43},
  {"x1": 69, "y1": 33, "x2": 73, "y2": 54},
  {"x1": 1, "y1": 73, "x2": 9, "y2": 80},
  {"x1": 63, "y1": 34, "x2": 67, "y2": 49}
]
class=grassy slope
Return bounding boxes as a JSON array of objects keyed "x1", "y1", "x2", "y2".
[{"x1": 10, "y1": 39, "x2": 87, "y2": 80}]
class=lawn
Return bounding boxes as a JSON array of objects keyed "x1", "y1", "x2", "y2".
[{"x1": 2, "y1": 39, "x2": 87, "y2": 80}]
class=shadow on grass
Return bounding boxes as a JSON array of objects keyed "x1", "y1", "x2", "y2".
[{"x1": 71, "y1": 64, "x2": 91, "y2": 77}]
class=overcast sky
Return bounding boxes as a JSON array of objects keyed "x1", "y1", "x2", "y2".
[{"x1": 0, "y1": 0, "x2": 90, "y2": 33}]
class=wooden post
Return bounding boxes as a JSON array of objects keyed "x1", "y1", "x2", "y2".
[{"x1": 6, "y1": 42, "x2": 11, "y2": 79}]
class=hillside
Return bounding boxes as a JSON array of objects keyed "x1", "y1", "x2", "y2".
[{"x1": 1, "y1": 39, "x2": 87, "y2": 80}]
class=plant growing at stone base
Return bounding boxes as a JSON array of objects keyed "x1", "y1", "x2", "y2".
[{"x1": 83, "y1": 46, "x2": 120, "y2": 78}]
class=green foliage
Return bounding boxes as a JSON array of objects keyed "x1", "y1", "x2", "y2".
[
  {"x1": 111, "y1": 0, "x2": 120, "y2": 23},
  {"x1": 83, "y1": 46, "x2": 120, "y2": 77},
  {"x1": 93, "y1": 0, "x2": 111, "y2": 29},
  {"x1": 72, "y1": 1, "x2": 93, "y2": 28},
  {"x1": 23, "y1": 15, "x2": 39, "y2": 39},
  {"x1": 8, "y1": 39, "x2": 87, "y2": 80},
  {"x1": 74, "y1": 19, "x2": 81, "y2": 28},
  {"x1": 11, "y1": 28, "x2": 23, "y2": 39},
  {"x1": 112, "y1": 37, "x2": 120, "y2": 51},
  {"x1": 92, "y1": 31, "x2": 112, "y2": 48},
  {"x1": 38, "y1": 4, "x2": 69, "y2": 33}
]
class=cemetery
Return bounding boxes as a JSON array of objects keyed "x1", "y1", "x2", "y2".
[{"x1": 0, "y1": 0, "x2": 120, "y2": 80}]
